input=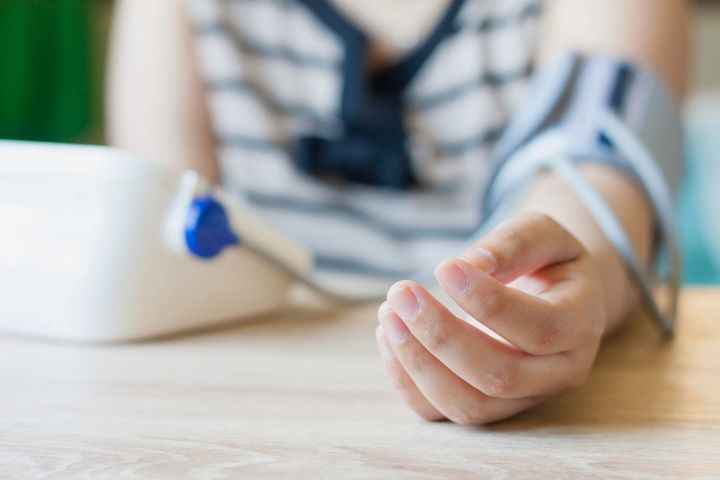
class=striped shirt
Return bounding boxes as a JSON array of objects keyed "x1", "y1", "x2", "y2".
[{"x1": 184, "y1": 0, "x2": 545, "y2": 288}]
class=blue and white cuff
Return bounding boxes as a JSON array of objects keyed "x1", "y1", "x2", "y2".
[{"x1": 482, "y1": 52, "x2": 684, "y2": 336}]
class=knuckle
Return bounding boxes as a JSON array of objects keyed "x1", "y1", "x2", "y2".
[
  {"x1": 523, "y1": 211, "x2": 555, "y2": 226},
  {"x1": 541, "y1": 213, "x2": 583, "y2": 251},
  {"x1": 471, "y1": 290, "x2": 504, "y2": 319},
  {"x1": 519, "y1": 212, "x2": 583, "y2": 251},
  {"x1": 399, "y1": 347, "x2": 430, "y2": 373},
  {"x1": 496, "y1": 224, "x2": 529, "y2": 260},
  {"x1": 529, "y1": 317, "x2": 563, "y2": 352},
  {"x1": 511, "y1": 211, "x2": 558, "y2": 235},
  {"x1": 391, "y1": 370, "x2": 415, "y2": 393},
  {"x1": 483, "y1": 363, "x2": 518, "y2": 398},
  {"x1": 423, "y1": 323, "x2": 451, "y2": 352}
]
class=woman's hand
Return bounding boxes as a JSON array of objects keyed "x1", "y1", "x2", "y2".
[{"x1": 375, "y1": 212, "x2": 608, "y2": 425}]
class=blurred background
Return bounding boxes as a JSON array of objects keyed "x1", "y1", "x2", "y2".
[{"x1": 0, "y1": 0, "x2": 718, "y2": 284}]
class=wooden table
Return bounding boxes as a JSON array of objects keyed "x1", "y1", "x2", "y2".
[{"x1": 1, "y1": 289, "x2": 719, "y2": 479}]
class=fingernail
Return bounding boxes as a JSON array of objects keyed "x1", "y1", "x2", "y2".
[
  {"x1": 459, "y1": 248, "x2": 498, "y2": 275},
  {"x1": 387, "y1": 284, "x2": 420, "y2": 322},
  {"x1": 375, "y1": 325, "x2": 396, "y2": 361},
  {"x1": 435, "y1": 260, "x2": 470, "y2": 296},
  {"x1": 378, "y1": 304, "x2": 409, "y2": 343}
]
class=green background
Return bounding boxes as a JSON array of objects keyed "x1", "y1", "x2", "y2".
[{"x1": 0, "y1": 0, "x2": 95, "y2": 142}]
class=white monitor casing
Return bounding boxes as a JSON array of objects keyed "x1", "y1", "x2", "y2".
[{"x1": 0, "y1": 141, "x2": 311, "y2": 342}]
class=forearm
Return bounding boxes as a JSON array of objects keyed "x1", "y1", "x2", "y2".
[
  {"x1": 516, "y1": 166, "x2": 654, "y2": 332},
  {"x1": 524, "y1": 0, "x2": 689, "y2": 331}
]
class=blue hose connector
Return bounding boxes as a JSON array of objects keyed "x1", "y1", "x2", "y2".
[{"x1": 184, "y1": 195, "x2": 240, "y2": 259}]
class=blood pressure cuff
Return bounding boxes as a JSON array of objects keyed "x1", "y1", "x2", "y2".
[{"x1": 482, "y1": 52, "x2": 684, "y2": 336}]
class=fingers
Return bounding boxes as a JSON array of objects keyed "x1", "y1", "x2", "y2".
[
  {"x1": 375, "y1": 325, "x2": 445, "y2": 422},
  {"x1": 434, "y1": 258, "x2": 587, "y2": 355},
  {"x1": 460, "y1": 212, "x2": 584, "y2": 284},
  {"x1": 385, "y1": 282, "x2": 584, "y2": 399},
  {"x1": 378, "y1": 304, "x2": 536, "y2": 425}
]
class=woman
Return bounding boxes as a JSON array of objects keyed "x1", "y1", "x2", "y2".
[{"x1": 107, "y1": 0, "x2": 689, "y2": 424}]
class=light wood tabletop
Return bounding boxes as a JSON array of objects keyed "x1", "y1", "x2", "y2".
[{"x1": 1, "y1": 289, "x2": 719, "y2": 479}]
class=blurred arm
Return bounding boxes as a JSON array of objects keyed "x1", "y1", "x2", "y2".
[
  {"x1": 106, "y1": 0, "x2": 218, "y2": 180},
  {"x1": 539, "y1": 0, "x2": 690, "y2": 98}
]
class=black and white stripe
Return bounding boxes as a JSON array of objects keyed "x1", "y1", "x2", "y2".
[{"x1": 185, "y1": 0, "x2": 546, "y2": 280}]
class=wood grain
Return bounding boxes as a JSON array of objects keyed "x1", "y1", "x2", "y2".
[{"x1": 1, "y1": 289, "x2": 719, "y2": 479}]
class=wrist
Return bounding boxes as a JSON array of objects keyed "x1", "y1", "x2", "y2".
[
  {"x1": 515, "y1": 166, "x2": 653, "y2": 330},
  {"x1": 584, "y1": 243, "x2": 636, "y2": 333}
]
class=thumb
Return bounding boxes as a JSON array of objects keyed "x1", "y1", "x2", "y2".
[{"x1": 459, "y1": 212, "x2": 585, "y2": 284}]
